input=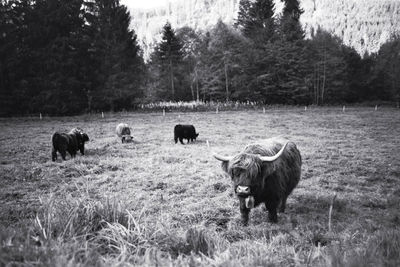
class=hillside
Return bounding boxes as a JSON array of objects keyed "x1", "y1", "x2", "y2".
[{"x1": 129, "y1": 0, "x2": 400, "y2": 60}]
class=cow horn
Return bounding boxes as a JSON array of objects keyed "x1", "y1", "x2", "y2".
[
  {"x1": 213, "y1": 153, "x2": 233, "y2": 162},
  {"x1": 259, "y1": 142, "x2": 288, "y2": 162}
]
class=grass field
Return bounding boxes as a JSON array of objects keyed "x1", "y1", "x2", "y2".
[{"x1": 0, "y1": 107, "x2": 399, "y2": 266}]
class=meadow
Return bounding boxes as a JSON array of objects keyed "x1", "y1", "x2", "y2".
[{"x1": 0, "y1": 107, "x2": 399, "y2": 266}]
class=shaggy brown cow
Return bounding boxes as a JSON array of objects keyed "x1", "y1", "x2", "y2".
[
  {"x1": 214, "y1": 137, "x2": 301, "y2": 225},
  {"x1": 52, "y1": 128, "x2": 89, "y2": 161}
]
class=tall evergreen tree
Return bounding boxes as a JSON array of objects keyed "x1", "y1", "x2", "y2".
[
  {"x1": 367, "y1": 36, "x2": 400, "y2": 102},
  {"x1": 176, "y1": 27, "x2": 203, "y2": 101},
  {"x1": 3, "y1": 0, "x2": 90, "y2": 115},
  {"x1": 235, "y1": 0, "x2": 252, "y2": 32},
  {"x1": 85, "y1": 0, "x2": 144, "y2": 111},
  {"x1": 236, "y1": 0, "x2": 276, "y2": 43},
  {"x1": 151, "y1": 22, "x2": 184, "y2": 100},
  {"x1": 280, "y1": 0, "x2": 304, "y2": 41},
  {"x1": 199, "y1": 21, "x2": 245, "y2": 101}
]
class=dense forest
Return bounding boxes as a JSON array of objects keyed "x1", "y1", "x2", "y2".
[{"x1": 0, "y1": 0, "x2": 399, "y2": 115}]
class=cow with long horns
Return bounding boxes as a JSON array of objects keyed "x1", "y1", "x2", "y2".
[{"x1": 214, "y1": 137, "x2": 301, "y2": 225}]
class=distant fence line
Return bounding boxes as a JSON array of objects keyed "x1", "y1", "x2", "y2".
[
  {"x1": 137, "y1": 100, "x2": 399, "y2": 113},
  {"x1": 140, "y1": 101, "x2": 273, "y2": 112}
]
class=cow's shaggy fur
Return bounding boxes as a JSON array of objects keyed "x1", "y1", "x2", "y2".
[
  {"x1": 116, "y1": 123, "x2": 133, "y2": 143},
  {"x1": 51, "y1": 128, "x2": 89, "y2": 161},
  {"x1": 70, "y1": 128, "x2": 89, "y2": 155},
  {"x1": 219, "y1": 137, "x2": 301, "y2": 225},
  {"x1": 174, "y1": 124, "x2": 199, "y2": 144}
]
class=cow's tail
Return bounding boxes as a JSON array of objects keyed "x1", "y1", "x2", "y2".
[{"x1": 52, "y1": 132, "x2": 61, "y2": 147}]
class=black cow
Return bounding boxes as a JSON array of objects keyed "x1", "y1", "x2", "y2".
[
  {"x1": 51, "y1": 128, "x2": 89, "y2": 161},
  {"x1": 174, "y1": 124, "x2": 199, "y2": 144},
  {"x1": 214, "y1": 137, "x2": 301, "y2": 225}
]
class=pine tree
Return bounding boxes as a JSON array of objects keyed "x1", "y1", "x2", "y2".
[
  {"x1": 280, "y1": 0, "x2": 304, "y2": 41},
  {"x1": 235, "y1": 0, "x2": 252, "y2": 31},
  {"x1": 176, "y1": 27, "x2": 203, "y2": 101},
  {"x1": 236, "y1": 0, "x2": 276, "y2": 43},
  {"x1": 199, "y1": 21, "x2": 246, "y2": 101},
  {"x1": 6, "y1": 0, "x2": 90, "y2": 115},
  {"x1": 85, "y1": 0, "x2": 144, "y2": 111},
  {"x1": 368, "y1": 36, "x2": 400, "y2": 102},
  {"x1": 151, "y1": 22, "x2": 184, "y2": 101}
]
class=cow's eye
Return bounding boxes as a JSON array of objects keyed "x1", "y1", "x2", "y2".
[{"x1": 233, "y1": 169, "x2": 241, "y2": 176}]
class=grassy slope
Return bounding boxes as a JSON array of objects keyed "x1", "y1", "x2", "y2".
[{"x1": 0, "y1": 107, "x2": 399, "y2": 266}]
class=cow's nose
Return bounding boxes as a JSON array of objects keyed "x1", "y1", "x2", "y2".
[{"x1": 237, "y1": 186, "x2": 250, "y2": 194}]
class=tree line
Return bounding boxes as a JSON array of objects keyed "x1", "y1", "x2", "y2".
[{"x1": 1, "y1": 0, "x2": 399, "y2": 115}]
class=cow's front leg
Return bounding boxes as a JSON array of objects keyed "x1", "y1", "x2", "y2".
[
  {"x1": 52, "y1": 149, "x2": 57, "y2": 161},
  {"x1": 265, "y1": 202, "x2": 278, "y2": 223},
  {"x1": 60, "y1": 150, "x2": 67, "y2": 160},
  {"x1": 179, "y1": 138, "x2": 184, "y2": 145},
  {"x1": 279, "y1": 197, "x2": 287, "y2": 213}
]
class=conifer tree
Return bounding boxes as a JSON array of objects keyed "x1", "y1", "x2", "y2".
[
  {"x1": 85, "y1": 0, "x2": 144, "y2": 111},
  {"x1": 235, "y1": 0, "x2": 252, "y2": 32},
  {"x1": 151, "y1": 22, "x2": 184, "y2": 100},
  {"x1": 86, "y1": 0, "x2": 143, "y2": 110},
  {"x1": 236, "y1": 0, "x2": 276, "y2": 43},
  {"x1": 280, "y1": 0, "x2": 304, "y2": 41}
]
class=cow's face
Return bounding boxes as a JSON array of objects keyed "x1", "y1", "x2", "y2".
[
  {"x1": 214, "y1": 143, "x2": 288, "y2": 198},
  {"x1": 76, "y1": 132, "x2": 89, "y2": 148},
  {"x1": 82, "y1": 133, "x2": 89, "y2": 142},
  {"x1": 226, "y1": 154, "x2": 262, "y2": 197},
  {"x1": 121, "y1": 127, "x2": 131, "y2": 136}
]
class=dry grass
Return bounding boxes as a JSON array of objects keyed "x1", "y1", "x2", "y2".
[{"x1": 0, "y1": 107, "x2": 399, "y2": 266}]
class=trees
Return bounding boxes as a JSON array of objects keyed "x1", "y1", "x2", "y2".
[
  {"x1": 236, "y1": 0, "x2": 276, "y2": 44},
  {"x1": 306, "y1": 30, "x2": 350, "y2": 104},
  {"x1": 150, "y1": 22, "x2": 185, "y2": 101},
  {"x1": 0, "y1": 0, "x2": 145, "y2": 115},
  {"x1": 85, "y1": 0, "x2": 144, "y2": 111},
  {"x1": 197, "y1": 21, "x2": 247, "y2": 102},
  {"x1": 366, "y1": 36, "x2": 400, "y2": 102},
  {"x1": 279, "y1": 0, "x2": 304, "y2": 42},
  {"x1": 176, "y1": 27, "x2": 203, "y2": 101}
]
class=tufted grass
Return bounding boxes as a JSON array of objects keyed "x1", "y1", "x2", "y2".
[{"x1": 0, "y1": 106, "x2": 399, "y2": 266}]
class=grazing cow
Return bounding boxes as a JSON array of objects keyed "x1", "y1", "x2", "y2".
[
  {"x1": 213, "y1": 137, "x2": 301, "y2": 225},
  {"x1": 116, "y1": 123, "x2": 133, "y2": 143},
  {"x1": 70, "y1": 128, "x2": 89, "y2": 155},
  {"x1": 174, "y1": 124, "x2": 199, "y2": 144},
  {"x1": 52, "y1": 128, "x2": 89, "y2": 161}
]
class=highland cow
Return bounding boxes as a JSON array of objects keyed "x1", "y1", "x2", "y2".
[
  {"x1": 174, "y1": 124, "x2": 199, "y2": 144},
  {"x1": 116, "y1": 123, "x2": 133, "y2": 143},
  {"x1": 70, "y1": 128, "x2": 89, "y2": 155},
  {"x1": 51, "y1": 128, "x2": 89, "y2": 161},
  {"x1": 214, "y1": 137, "x2": 301, "y2": 225}
]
